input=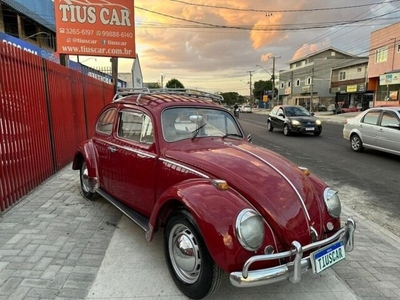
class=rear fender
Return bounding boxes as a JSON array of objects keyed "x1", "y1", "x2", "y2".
[
  {"x1": 148, "y1": 178, "x2": 275, "y2": 272},
  {"x1": 72, "y1": 140, "x2": 98, "y2": 179}
]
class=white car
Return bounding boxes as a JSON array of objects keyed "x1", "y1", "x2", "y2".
[
  {"x1": 241, "y1": 105, "x2": 252, "y2": 113},
  {"x1": 343, "y1": 106, "x2": 400, "y2": 156}
]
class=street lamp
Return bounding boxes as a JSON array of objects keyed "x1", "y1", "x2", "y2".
[
  {"x1": 23, "y1": 32, "x2": 50, "y2": 40},
  {"x1": 80, "y1": 57, "x2": 97, "y2": 64}
]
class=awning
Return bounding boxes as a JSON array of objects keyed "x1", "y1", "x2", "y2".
[{"x1": 1, "y1": 0, "x2": 56, "y2": 32}]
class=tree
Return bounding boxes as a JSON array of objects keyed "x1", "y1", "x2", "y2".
[
  {"x1": 219, "y1": 92, "x2": 246, "y2": 107},
  {"x1": 253, "y1": 80, "x2": 272, "y2": 102},
  {"x1": 165, "y1": 78, "x2": 185, "y2": 89}
]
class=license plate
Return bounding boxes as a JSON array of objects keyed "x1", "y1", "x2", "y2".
[
  {"x1": 305, "y1": 127, "x2": 315, "y2": 131},
  {"x1": 310, "y1": 241, "x2": 345, "y2": 274}
]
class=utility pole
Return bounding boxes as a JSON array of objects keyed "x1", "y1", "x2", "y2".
[
  {"x1": 247, "y1": 71, "x2": 254, "y2": 107},
  {"x1": 310, "y1": 67, "x2": 314, "y2": 112},
  {"x1": 270, "y1": 56, "x2": 280, "y2": 107}
]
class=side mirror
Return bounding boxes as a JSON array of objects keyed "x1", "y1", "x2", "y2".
[{"x1": 247, "y1": 134, "x2": 252, "y2": 143}]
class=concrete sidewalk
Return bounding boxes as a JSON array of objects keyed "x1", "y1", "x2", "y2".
[{"x1": 1, "y1": 165, "x2": 400, "y2": 299}]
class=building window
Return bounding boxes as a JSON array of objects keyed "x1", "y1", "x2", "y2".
[
  {"x1": 339, "y1": 71, "x2": 346, "y2": 80},
  {"x1": 357, "y1": 67, "x2": 362, "y2": 72},
  {"x1": 375, "y1": 48, "x2": 388, "y2": 63},
  {"x1": 397, "y1": 44, "x2": 400, "y2": 53},
  {"x1": 306, "y1": 77, "x2": 312, "y2": 85},
  {"x1": 295, "y1": 79, "x2": 300, "y2": 86},
  {"x1": 331, "y1": 51, "x2": 336, "y2": 56},
  {"x1": 280, "y1": 82, "x2": 285, "y2": 89},
  {"x1": 287, "y1": 81, "x2": 291, "y2": 88}
]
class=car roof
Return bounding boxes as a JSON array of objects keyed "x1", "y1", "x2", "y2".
[{"x1": 111, "y1": 88, "x2": 224, "y2": 111}]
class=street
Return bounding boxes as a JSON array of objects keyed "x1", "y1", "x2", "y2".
[{"x1": 238, "y1": 112, "x2": 400, "y2": 237}]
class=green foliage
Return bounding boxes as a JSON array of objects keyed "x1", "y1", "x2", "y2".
[
  {"x1": 166, "y1": 78, "x2": 185, "y2": 89},
  {"x1": 253, "y1": 80, "x2": 272, "y2": 101},
  {"x1": 146, "y1": 82, "x2": 161, "y2": 89},
  {"x1": 219, "y1": 92, "x2": 246, "y2": 106}
]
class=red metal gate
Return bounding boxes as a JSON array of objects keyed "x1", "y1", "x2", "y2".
[{"x1": 0, "y1": 43, "x2": 114, "y2": 211}]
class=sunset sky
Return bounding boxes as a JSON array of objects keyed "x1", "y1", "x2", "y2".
[{"x1": 77, "y1": 0, "x2": 400, "y2": 95}]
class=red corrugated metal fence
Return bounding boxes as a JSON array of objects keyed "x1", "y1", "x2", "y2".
[{"x1": 0, "y1": 43, "x2": 114, "y2": 211}]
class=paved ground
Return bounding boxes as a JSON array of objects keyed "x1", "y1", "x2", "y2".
[{"x1": 1, "y1": 110, "x2": 400, "y2": 300}]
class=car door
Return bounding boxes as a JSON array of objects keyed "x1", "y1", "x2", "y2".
[
  {"x1": 112, "y1": 109, "x2": 157, "y2": 216},
  {"x1": 93, "y1": 108, "x2": 118, "y2": 195},
  {"x1": 270, "y1": 107, "x2": 284, "y2": 129},
  {"x1": 359, "y1": 110, "x2": 380, "y2": 147},
  {"x1": 376, "y1": 110, "x2": 400, "y2": 154}
]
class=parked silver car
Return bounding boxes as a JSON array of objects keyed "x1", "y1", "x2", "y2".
[{"x1": 343, "y1": 106, "x2": 400, "y2": 156}]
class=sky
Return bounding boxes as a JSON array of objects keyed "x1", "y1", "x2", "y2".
[{"x1": 75, "y1": 0, "x2": 400, "y2": 95}]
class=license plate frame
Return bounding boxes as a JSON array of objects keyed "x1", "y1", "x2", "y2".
[{"x1": 310, "y1": 240, "x2": 346, "y2": 274}]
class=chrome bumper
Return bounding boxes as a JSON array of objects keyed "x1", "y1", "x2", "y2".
[{"x1": 230, "y1": 217, "x2": 356, "y2": 288}]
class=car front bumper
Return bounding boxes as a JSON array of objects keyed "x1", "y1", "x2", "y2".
[{"x1": 230, "y1": 217, "x2": 355, "y2": 288}]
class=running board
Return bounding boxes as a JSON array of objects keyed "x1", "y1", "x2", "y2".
[{"x1": 97, "y1": 189, "x2": 149, "y2": 232}]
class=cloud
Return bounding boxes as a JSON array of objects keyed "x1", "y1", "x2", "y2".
[{"x1": 103, "y1": 0, "x2": 400, "y2": 93}]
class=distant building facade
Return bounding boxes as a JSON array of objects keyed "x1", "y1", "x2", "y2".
[
  {"x1": 278, "y1": 47, "x2": 365, "y2": 109},
  {"x1": 330, "y1": 59, "x2": 373, "y2": 111},
  {"x1": 367, "y1": 22, "x2": 400, "y2": 106}
]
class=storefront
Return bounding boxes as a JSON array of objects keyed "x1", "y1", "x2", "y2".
[{"x1": 375, "y1": 72, "x2": 400, "y2": 106}]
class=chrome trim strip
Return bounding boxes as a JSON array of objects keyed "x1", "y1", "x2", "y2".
[
  {"x1": 159, "y1": 158, "x2": 210, "y2": 179},
  {"x1": 94, "y1": 139, "x2": 157, "y2": 159},
  {"x1": 230, "y1": 217, "x2": 355, "y2": 288},
  {"x1": 229, "y1": 144, "x2": 311, "y2": 221}
]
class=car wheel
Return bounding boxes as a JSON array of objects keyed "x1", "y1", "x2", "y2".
[
  {"x1": 267, "y1": 121, "x2": 274, "y2": 131},
  {"x1": 350, "y1": 134, "x2": 364, "y2": 152},
  {"x1": 164, "y1": 210, "x2": 223, "y2": 299},
  {"x1": 80, "y1": 161, "x2": 99, "y2": 200},
  {"x1": 314, "y1": 131, "x2": 321, "y2": 136},
  {"x1": 283, "y1": 124, "x2": 290, "y2": 136}
]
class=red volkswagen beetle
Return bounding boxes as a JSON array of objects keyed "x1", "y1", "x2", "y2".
[{"x1": 72, "y1": 88, "x2": 355, "y2": 299}]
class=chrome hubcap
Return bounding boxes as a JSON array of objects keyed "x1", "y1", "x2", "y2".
[
  {"x1": 351, "y1": 138, "x2": 359, "y2": 149},
  {"x1": 81, "y1": 163, "x2": 90, "y2": 192},
  {"x1": 169, "y1": 224, "x2": 201, "y2": 284}
]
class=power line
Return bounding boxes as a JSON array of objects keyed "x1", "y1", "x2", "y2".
[{"x1": 170, "y1": 0, "x2": 400, "y2": 13}]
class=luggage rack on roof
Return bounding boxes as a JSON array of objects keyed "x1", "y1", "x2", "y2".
[{"x1": 112, "y1": 87, "x2": 224, "y2": 104}]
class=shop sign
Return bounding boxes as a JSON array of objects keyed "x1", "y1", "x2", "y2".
[
  {"x1": 346, "y1": 85, "x2": 357, "y2": 93},
  {"x1": 380, "y1": 73, "x2": 400, "y2": 85}
]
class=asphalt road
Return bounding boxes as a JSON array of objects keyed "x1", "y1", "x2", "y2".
[{"x1": 238, "y1": 112, "x2": 400, "y2": 238}]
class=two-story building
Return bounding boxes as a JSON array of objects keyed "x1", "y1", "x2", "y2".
[
  {"x1": 278, "y1": 47, "x2": 365, "y2": 110},
  {"x1": 367, "y1": 22, "x2": 400, "y2": 106},
  {"x1": 330, "y1": 58, "x2": 373, "y2": 112}
]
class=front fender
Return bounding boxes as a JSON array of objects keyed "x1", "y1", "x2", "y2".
[
  {"x1": 72, "y1": 140, "x2": 98, "y2": 179},
  {"x1": 149, "y1": 178, "x2": 270, "y2": 272}
]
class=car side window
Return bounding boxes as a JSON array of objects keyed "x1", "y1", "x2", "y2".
[
  {"x1": 277, "y1": 108, "x2": 284, "y2": 116},
  {"x1": 380, "y1": 111, "x2": 399, "y2": 127},
  {"x1": 362, "y1": 111, "x2": 380, "y2": 125},
  {"x1": 270, "y1": 106, "x2": 278, "y2": 115},
  {"x1": 118, "y1": 111, "x2": 154, "y2": 144},
  {"x1": 96, "y1": 108, "x2": 117, "y2": 135}
]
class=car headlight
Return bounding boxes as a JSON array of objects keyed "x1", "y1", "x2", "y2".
[
  {"x1": 291, "y1": 120, "x2": 301, "y2": 126},
  {"x1": 316, "y1": 119, "x2": 321, "y2": 125},
  {"x1": 236, "y1": 209, "x2": 265, "y2": 251},
  {"x1": 323, "y1": 188, "x2": 341, "y2": 218}
]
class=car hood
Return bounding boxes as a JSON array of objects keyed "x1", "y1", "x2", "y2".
[
  {"x1": 287, "y1": 116, "x2": 318, "y2": 123},
  {"x1": 165, "y1": 140, "x2": 325, "y2": 247}
]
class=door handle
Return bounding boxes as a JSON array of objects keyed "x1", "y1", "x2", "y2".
[{"x1": 108, "y1": 146, "x2": 117, "y2": 153}]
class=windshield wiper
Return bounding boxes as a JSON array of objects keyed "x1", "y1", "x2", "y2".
[
  {"x1": 222, "y1": 133, "x2": 242, "y2": 139},
  {"x1": 191, "y1": 123, "x2": 207, "y2": 140}
]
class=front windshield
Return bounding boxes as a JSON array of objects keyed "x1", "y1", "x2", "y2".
[
  {"x1": 285, "y1": 106, "x2": 311, "y2": 116},
  {"x1": 162, "y1": 107, "x2": 243, "y2": 142}
]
